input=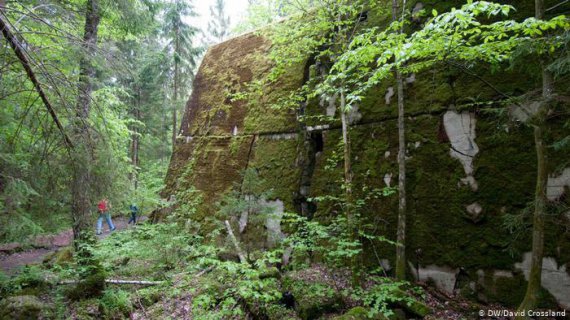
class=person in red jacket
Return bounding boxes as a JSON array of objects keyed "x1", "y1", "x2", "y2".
[{"x1": 96, "y1": 198, "x2": 115, "y2": 235}]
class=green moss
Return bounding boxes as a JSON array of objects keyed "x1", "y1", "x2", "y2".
[
  {"x1": 165, "y1": 2, "x2": 570, "y2": 309},
  {"x1": 282, "y1": 271, "x2": 343, "y2": 320},
  {"x1": 332, "y1": 307, "x2": 374, "y2": 320},
  {"x1": 0, "y1": 295, "x2": 51, "y2": 320},
  {"x1": 249, "y1": 137, "x2": 302, "y2": 211},
  {"x1": 65, "y1": 271, "x2": 106, "y2": 301},
  {"x1": 265, "y1": 304, "x2": 300, "y2": 320}
]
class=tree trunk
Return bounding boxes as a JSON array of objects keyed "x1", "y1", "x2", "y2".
[
  {"x1": 172, "y1": 24, "x2": 180, "y2": 148},
  {"x1": 392, "y1": 0, "x2": 407, "y2": 281},
  {"x1": 0, "y1": 0, "x2": 5, "y2": 42},
  {"x1": 71, "y1": 0, "x2": 100, "y2": 250},
  {"x1": 340, "y1": 91, "x2": 359, "y2": 285},
  {"x1": 340, "y1": 91, "x2": 352, "y2": 209},
  {"x1": 516, "y1": 0, "x2": 552, "y2": 316},
  {"x1": 131, "y1": 87, "x2": 141, "y2": 190},
  {"x1": 395, "y1": 68, "x2": 407, "y2": 281},
  {"x1": 225, "y1": 220, "x2": 248, "y2": 264}
]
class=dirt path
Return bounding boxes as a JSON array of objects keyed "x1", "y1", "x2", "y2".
[{"x1": 0, "y1": 216, "x2": 145, "y2": 275}]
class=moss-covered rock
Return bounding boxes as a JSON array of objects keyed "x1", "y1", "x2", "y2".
[
  {"x1": 282, "y1": 269, "x2": 343, "y2": 320},
  {"x1": 265, "y1": 304, "x2": 301, "y2": 320},
  {"x1": 391, "y1": 289, "x2": 431, "y2": 318},
  {"x1": 333, "y1": 307, "x2": 379, "y2": 320},
  {"x1": 43, "y1": 246, "x2": 73, "y2": 267},
  {"x1": 0, "y1": 295, "x2": 52, "y2": 320},
  {"x1": 65, "y1": 271, "x2": 106, "y2": 301}
]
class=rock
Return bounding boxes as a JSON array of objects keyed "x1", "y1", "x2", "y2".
[
  {"x1": 332, "y1": 306, "x2": 407, "y2": 320},
  {"x1": 332, "y1": 307, "x2": 372, "y2": 320},
  {"x1": 392, "y1": 289, "x2": 431, "y2": 318},
  {"x1": 283, "y1": 269, "x2": 343, "y2": 320},
  {"x1": 0, "y1": 295, "x2": 51, "y2": 320},
  {"x1": 43, "y1": 246, "x2": 73, "y2": 268},
  {"x1": 465, "y1": 202, "x2": 483, "y2": 223},
  {"x1": 266, "y1": 304, "x2": 301, "y2": 320},
  {"x1": 65, "y1": 271, "x2": 106, "y2": 300}
]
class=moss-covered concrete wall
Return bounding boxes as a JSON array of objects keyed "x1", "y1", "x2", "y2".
[{"x1": 164, "y1": 0, "x2": 570, "y2": 309}]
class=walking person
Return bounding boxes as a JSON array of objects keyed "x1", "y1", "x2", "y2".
[
  {"x1": 128, "y1": 203, "x2": 138, "y2": 225},
  {"x1": 96, "y1": 198, "x2": 116, "y2": 235}
]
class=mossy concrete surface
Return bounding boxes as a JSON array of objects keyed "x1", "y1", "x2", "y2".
[{"x1": 165, "y1": 1, "x2": 570, "y2": 309}]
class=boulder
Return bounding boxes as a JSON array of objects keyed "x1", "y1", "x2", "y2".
[
  {"x1": 0, "y1": 295, "x2": 51, "y2": 320},
  {"x1": 282, "y1": 268, "x2": 343, "y2": 320}
]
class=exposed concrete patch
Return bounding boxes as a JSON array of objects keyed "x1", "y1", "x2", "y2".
[
  {"x1": 514, "y1": 252, "x2": 570, "y2": 309},
  {"x1": 412, "y1": 3, "x2": 424, "y2": 21},
  {"x1": 265, "y1": 132, "x2": 298, "y2": 140},
  {"x1": 347, "y1": 104, "x2": 362, "y2": 124},
  {"x1": 239, "y1": 195, "x2": 253, "y2": 233},
  {"x1": 409, "y1": 264, "x2": 458, "y2": 294},
  {"x1": 547, "y1": 167, "x2": 570, "y2": 201},
  {"x1": 384, "y1": 151, "x2": 391, "y2": 159},
  {"x1": 493, "y1": 270, "x2": 513, "y2": 278},
  {"x1": 263, "y1": 198, "x2": 285, "y2": 248},
  {"x1": 282, "y1": 246, "x2": 293, "y2": 266},
  {"x1": 405, "y1": 73, "x2": 416, "y2": 84},
  {"x1": 509, "y1": 101, "x2": 540, "y2": 122},
  {"x1": 384, "y1": 173, "x2": 393, "y2": 187},
  {"x1": 307, "y1": 124, "x2": 330, "y2": 132},
  {"x1": 385, "y1": 87, "x2": 394, "y2": 105},
  {"x1": 460, "y1": 176, "x2": 478, "y2": 191},
  {"x1": 444, "y1": 111, "x2": 479, "y2": 191},
  {"x1": 465, "y1": 202, "x2": 483, "y2": 223},
  {"x1": 232, "y1": 126, "x2": 238, "y2": 136},
  {"x1": 239, "y1": 211, "x2": 248, "y2": 233},
  {"x1": 380, "y1": 259, "x2": 391, "y2": 272},
  {"x1": 325, "y1": 93, "x2": 338, "y2": 117}
]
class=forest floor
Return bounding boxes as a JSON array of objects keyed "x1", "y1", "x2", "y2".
[{"x1": 0, "y1": 215, "x2": 146, "y2": 275}]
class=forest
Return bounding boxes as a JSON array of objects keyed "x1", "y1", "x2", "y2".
[{"x1": 0, "y1": 0, "x2": 569, "y2": 319}]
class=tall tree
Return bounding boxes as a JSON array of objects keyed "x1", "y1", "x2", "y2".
[
  {"x1": 71, "y1": 0, "x2": 100, "y2": 249},
  {"x1": 516, "y1": 0, "x2": 554, "y2": 315},
  {"x1": 391, "y1": 0, "x2": 407, "y2": 282},
  {"x1": 162, "y1": 0, "x2": 201, "y2": 147},
  {"x1": 208, "y1": 0, "x2": 230, "y2": 43}
]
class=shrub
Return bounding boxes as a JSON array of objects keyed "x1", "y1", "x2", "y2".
[{"x1": 99, "y1": 289, "x2": 132, "y2": 319}]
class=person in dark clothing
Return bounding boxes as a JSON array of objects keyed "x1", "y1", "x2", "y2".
[{"x1": 128, "y1": 204, "x2": 138, "y2": 225}]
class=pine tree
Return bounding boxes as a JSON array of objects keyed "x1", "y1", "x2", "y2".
[
  {"x1": 162, "y1": 0, "x2": 202, "y2": 147},
  {"x1": 208, "y1": 0, "x2": 231, "y2": 43}
]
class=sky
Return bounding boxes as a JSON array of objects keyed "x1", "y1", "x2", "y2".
[{"x1": 186, "y1": 0, "x2": 250, "y2": 43}]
